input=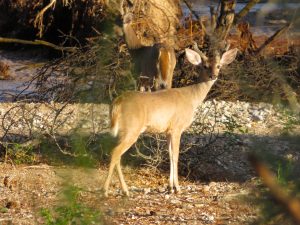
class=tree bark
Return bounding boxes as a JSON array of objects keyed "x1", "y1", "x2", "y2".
[
  {"x1": 255, "y1": 23, "x2": 291, "y2": 55},
  {"x1": 215, "y1": 0, "x2": 236, "y2": 41},
  {"x1": 234, "y1": 0, "x2": 260, "y2": 24}
]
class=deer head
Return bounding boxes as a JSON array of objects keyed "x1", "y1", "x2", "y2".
[{"x1": 187, "y1": 44, "x2": 238, "y2": 81}]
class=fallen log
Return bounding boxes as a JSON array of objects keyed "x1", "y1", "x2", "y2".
[{"x1": 0, "y1": 37, "x2": 77, "y2": 52}]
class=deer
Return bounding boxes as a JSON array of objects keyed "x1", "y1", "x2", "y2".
[
  {"x1": 103, "y1": 45, "x2": 238, "y2": 197},
  {"x1": 121, "y1": 0, "x2": 177, "y2": 91}
]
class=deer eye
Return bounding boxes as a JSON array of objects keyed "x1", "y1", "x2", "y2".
[
  {"x1": 217, "y1": 65, "x2": 221, "y2": 69},
  {"x1": 204, "y1": 62, "x2": 210, "y2": 69}
]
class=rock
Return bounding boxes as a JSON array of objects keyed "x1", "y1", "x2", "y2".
[
  {"x1": 130, "y1": 186, "x2": 141, "y2": 192},
  {"x1": 201, "y1": 213, "x2": 215, "y2": 223},
  {"x1": 203, "y1": 185, "x2": 210, "y2": 193},
  {"x1": 144, "y1": 187, "x2": 151, "y2": 195},
  {"x1": 194, "y1": 203, "x2": 204, "y2": 208},
  {"x1": 182, "y1": 203, "x2": 193, "y2": 209},
  {"x1": 251, "y1": 110, "x2": 264, "y2": 121},
  {"x1": 186, "y1": 185, "x2": 196, "y2": 192},
  {"x1": 146, "y1": 209, "x2": 156, "y2": 216},
  {"x1": 170, "y1": 199, "x2": 181, "y2": 204},
  {"x1": 245, "y1": 123, "x2": 252, "y2": 128},
  {"x1": 209, "y1": 182, "x2": 217, "y2": 187},
  {"x1": 158, "y1": 187, "x2": 166, "y2": 193}
]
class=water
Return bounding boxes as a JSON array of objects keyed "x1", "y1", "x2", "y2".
[
  {"x1": 0, "y1": 51, "x2": 45, "y2": 101},
  {"x1": 182, "y1": 2, "x2": 299, "y2": 15},
  {"x1": 182, "y1": 1, "x2": 300, "y2": 34}
]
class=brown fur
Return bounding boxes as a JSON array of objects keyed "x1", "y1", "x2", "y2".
[
  {"x1": 157, "y1": 46, "x2": 176, "y2": 88},
  {"x1": 110, "y1": 97, "x2": 122, "y2": 137},
  {"x1": 0, "y1": 61, "x2": 10, "y2": 79},
  {"x1": 123, "y1": 22, "x2": 142, "y2": 49},
  {"x1": 103, "y1": 48, "x2": 238, "y2": 196},
  {"x1": 237, "y1": 22, "x2": 257, "y2": 54},
  {"x1": 121, "y1": 1, "x2": 177, "y2": 91}
]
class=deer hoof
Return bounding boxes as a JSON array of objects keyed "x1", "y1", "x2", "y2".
[
  {"x1": 123, "y1": 190, "x2": 130, "y2": 197},
  {"x1": 103, "y1": 190, "x2": 109, "y2": 197},
  {"x1": 167, "y1": 186, "x2": 175, "y2": 194},
  {"x1": 174, "y1": 186, "x2": 181, "y2": 194}
]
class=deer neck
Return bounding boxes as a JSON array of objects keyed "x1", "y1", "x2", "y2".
[{"x1": 190, "y1": 79, "x2": 217, "y2": 108}]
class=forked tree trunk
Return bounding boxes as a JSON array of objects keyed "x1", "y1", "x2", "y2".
[
  {"x1": 121, "y1": 0, "x2": 182, "y2": 48},
  {"x1": 215, "y1": 0, "x2": 236, "y2": 41}
]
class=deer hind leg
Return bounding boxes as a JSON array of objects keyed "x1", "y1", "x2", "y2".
[
  {"x1": 103, "y1": 135, "x2": 138, "y2": 196},
  {"x1": 116, "y1": 160, "x2": 129, "y2": 196}
]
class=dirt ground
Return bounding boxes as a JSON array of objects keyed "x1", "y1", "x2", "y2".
[
  {"x1": 0, "y1": 108, "x2": 299, "y2": 224},
  {"x1": 0, "y1": 164, "x2": 258, "y2": 225}
]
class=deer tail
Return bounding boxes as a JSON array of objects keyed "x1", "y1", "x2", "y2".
[{"x1": 110, "y1": 101, "x2": 121, "y2": 137}]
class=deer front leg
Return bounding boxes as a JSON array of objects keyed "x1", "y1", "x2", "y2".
[
  {"x1": 167, "y1": 134, "x2": 174, "y2": 192},
  {"x1": 167, "y1": 132, "x2": 182, "y2": 193},
  {"x1": 171, "y1": 132, "x2": 182, "y2": 193}
]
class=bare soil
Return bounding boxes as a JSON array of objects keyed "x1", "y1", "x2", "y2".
[
  {"x1": 0, "y1": 164, "x2": 258, "y2": 225},
  {"x1": 0, "y1": 104, "x2": 299, "y2": 224}
]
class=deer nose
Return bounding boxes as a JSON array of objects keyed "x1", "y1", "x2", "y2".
[
  {"x1": 210, "y1": 74, "x2": 217, "y2": 80},
  {"x1": 160, "y1": 83, "x2": 167, "y2": 89}
]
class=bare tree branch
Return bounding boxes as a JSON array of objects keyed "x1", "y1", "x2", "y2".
[
  {"x1": 182, "y1": 0, "x2": 200, "y2": 20},
  {"x1": 255, "y1": 23, "x2": 291, "y2": 55},
  {"x1": 234, "y1": 0, "x2": 260, "y2": 24}
]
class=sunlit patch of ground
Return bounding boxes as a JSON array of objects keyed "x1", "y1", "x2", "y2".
[{"x1": 0, "y1": 164, "x2": 259, "y2": 224}]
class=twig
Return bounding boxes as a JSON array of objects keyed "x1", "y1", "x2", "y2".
[
  {"x1": 210, "y1": 6, "x2": 217, "y2": 32},
  {"x1": 182, "y1": 0, "x2": 200, "y2": 20},
  {"x1": 34, "y1": 0, "x2": 57, "y2": 38}
]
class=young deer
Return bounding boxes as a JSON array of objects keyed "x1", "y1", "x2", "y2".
[
  {"x1": 122, "y1": 0, "x2": 176, "y2": 91},
  {"x1": 103, "y1": 47, "x2": 238, "y2": 196}
]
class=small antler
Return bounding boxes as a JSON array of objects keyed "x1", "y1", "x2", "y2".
[{"x1": 192, "y1": 41, "x2": 208, "y2": 62}]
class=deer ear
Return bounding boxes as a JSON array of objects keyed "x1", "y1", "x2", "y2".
[
  {"x1": 185, "y1": 48, "x2": 202, "y2": 65},
  {"x1": 220, "y1": 48, "x2": 238, "y2": 65}
]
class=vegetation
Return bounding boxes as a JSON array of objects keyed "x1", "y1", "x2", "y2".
[
  {"x1": 0, "y1": 0, "x2": 299, "y2": 224},
  {"x1": 41, "y1": 185, "x2": 103, "y2": 225}
]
